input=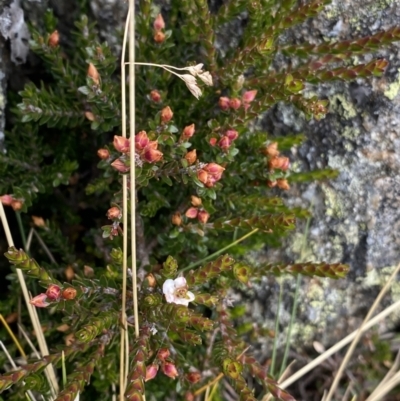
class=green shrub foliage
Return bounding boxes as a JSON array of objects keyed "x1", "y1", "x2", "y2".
[{"x1": 1, "y1": 0, "x2": 399, "y2": 399}]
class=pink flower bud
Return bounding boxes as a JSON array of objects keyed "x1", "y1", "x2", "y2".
[
  {"x1": 209, "y1": 138, "x2": 217, "y2": 146},
  {"x1": 153, "y1": 13, "x2": 165, "y2": 31},
  {"x1": 154, "y1": 31, "x2": 166, "y2": 43},
  {"x1": 46, "y1": 285, "x2": 61, "y2": 301},
  {"x1": 145, "y1": 364, "x2": 159, "y2": 381},
  {"x1": 87, "y1": 63, "x2": 100, "y2": 85},
  {"x1": 11, "y1": 200, "x2": 23, "y2": 211},
  {"x1": 48, "y1": 30, "x2": 59, "y2": 47},
  {"x1": 218, "y1": 97, "x2": 230, "y2": 111},
  {"x1": 135, "y1": 131, "x2": 149, "y2": 150},
  {"x1": 191, "y1": 196, "x2": 202, "y2": 207},
  {"x1": 267, "y1": 180, "x2": 277, "y2": 188},
  {"x1": 111, "y1": 159, "x2": 129, "y2": 173},
  {"x1": 277, "y1": 179, "x2": 290, "y2": 190},
  {"x1": 242, "y1": 89, "x2": 257, "y2": 103},
  {"x1": 218, "y1": 136, "x2": 231, "y2": 150},
  {"x1": 162, "y1": 362, "x2": 179, "y2": 379},
  {"x1": 225, "y1": 129, "x2": 238, "y2": 141},
  {"x1": 113, "y1": 136, "x2": 130, "y2": 153},
  {"x1": 143, "y1": 147, "x2": 163, "y2": 163},
  {"x1": 268, "y1": 156, "x2": 290, "y2": 171},
  {"x1": 229, "y1": 98, "x2": 241, "y2": 110},
  {"x1": 171, "y1": 212, "x2": 182, "y2": 226},
  {"x1": 107, "y1": 207, "x2": 121, "y2": 220},
  {"x1": 150, "y1": 90, "x2": 161, "y2": 102},
  {"x1": 264, "y1": 142, "x2": 279, "y2": 158},
  {"x1": 1, "y1": 194, "x2": 13, "y2": 206},
  {"x1": 161, "y1": 106, "x2": 173, "y2": 123},
  {"x1": 185, "y1": 207, "x2": 198, "y2": 219},
  {"x1": 30, "y1": 293, "x2": 49, "y2": 308},
  {"x1": 184, "y1": 149, "x2": 197, "y2": 165},
  {"x1": 197, "y1": 210, "x2": 210, "y2": 224},
  {"x1": 204, "y1": 163, "x2": 225, "y2": 180},
  {"x1": 182, "y1": 124, "x2": 195, "y2": 138},
  {"x1": 158, "y1": 348, "x2": 170, "y2": 360},
  {"x1": 97, "y1": 149, "x2": 110, "y2": 159},
  {"x1": 62, "y1": 287, "x2": 77, "y2": 300},
  {"x1": 197, "y1": 169, "x2": 209, "y2": 185}
]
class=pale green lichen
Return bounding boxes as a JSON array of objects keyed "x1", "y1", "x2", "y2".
[
  {"x1": 329, "y1": 94, "x2": 357, "y2": 119},
  {"x1": 342, "y1": 126, "x2": 361, "y2": 140},
  {"x1": 322, "y1": 184, "x2": 344, "y2": 218},
  {"x1": 384, "y1": 68, "x2": 400, "y2": 100}
]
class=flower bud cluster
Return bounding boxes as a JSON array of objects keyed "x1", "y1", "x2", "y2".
[
  {"x1": 1, "y1": 194, "x2": 24, "y2": 211},
  {"x1": 185, "y1": 197, "x2": 210, "y2": 225},
  {"x1": 153, "y1": 14, "x2": 166, "y2": 43},
  {"x1": 30, "y1": 285, "x2": 77, "y2": 308},
  {"x1": 264, "y1": 142, "x2": 290, "y2": 190},
  {"x1": 197, "y1": 163, "x2": 225, "y2": 187},
  {"x1": 146, "y1": 348, "x2": 180, "y2": 382},
  {"x1": 218, "y1": 90, "x2": 257, "y2": 111},
  {"x1": 211, "y1": 128, "x2": 239, "y2": 151}
]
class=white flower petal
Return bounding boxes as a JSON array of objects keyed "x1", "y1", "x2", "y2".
[
  {"x1": 163, "y1": 279, "x2": 175, "y2": 296},
  {"x1": 186, "y1": 291, "x2": 195, "y2": 302},
  {"x1": 181, "y1": 74, "x2": 197, "y2": 85},
  {"x1": 173, "y1": 297, "x2": 190, "y2": 306},
  {"x1": 186, "y1": 83, "x2": 202, "y2": 99},
  {"x1": 187, "y1": 63, "x2": 204, "y2": 76},
  {"x1": 198, "y1": 71, "x2": 213, "y2": 86},
  {"x1": 174, "y1": 277, "x2": 187, "y2": 288}
]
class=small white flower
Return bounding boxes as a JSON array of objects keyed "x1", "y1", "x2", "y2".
[
  {"x1": 197, "y1": 71, "x2": 213, "y2": 86},
  {"x1": 187, "y1": 63, "x2": 204, "y2": 76},
  {"x1": 180, "y1": 74, "x2": 197, "y2": 85},
  {"x1": 186, "y1": 82, "x2": 202, "y2": 99},
  {"x1": 163, "y1": 277, "x2": 195, "y2": 306}
]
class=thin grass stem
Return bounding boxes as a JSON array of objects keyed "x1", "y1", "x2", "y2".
[
  {"x1": 181, "y1": 228, "x2": 259, "y2": 272},
  {"x1": 270, "y1": 280, "x2": 283, "y2": 376},
  {"x1": 0, "y1": 314, "x2": 26, "y2": 358}
]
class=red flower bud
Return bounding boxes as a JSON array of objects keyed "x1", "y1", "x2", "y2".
[
  {"x1": 48, "y1": 30, "x2": 59, "y2": 47},
  {"x1": 87, "y1": 63, "x2": 100, "y2": 85},
  {"x1": 229, "y1": 98, "x2": 241, "y2": 110},
  {"x1": 113, "y1": 136, "x2": 130, "y2": 153},
  {"x1": 146, "y1": 364, "x2": 159, "y2": 381},
  {"x1": 11, "y1": 200, "x2": 23, "y2": 211},
  {"x1": 218, "y1": 97, "x2": 230, "y2": 111},
  {"x1": 225, "y1": 129, "x2": 239, "y2": 141},
  {"x1": 209, "y1": 137, "x2": 217, "y2": 146},
  {"x1": 242, "y1": 89, "x2": 257, "y2": 103},
  {"x1": 185, "y1": 207, "x2": 198, "y2": 219},
  {"x1": 186, "y1": 371, "x2": 201, "y2": 384},
  {"x1": 267, "y1": 180, "x2": 277, "y2": 188},
  {"x1": 171, "y1": 212, "x2": 182, "y2": 226},
  {"x1": 1, "y1": 194, "x2": 13, "y2": 206},
  {"x1": 182, "y1": 124, "x2": 195, "y2": 138},
  {"x1": 158, "y1": 348, "x2": 170, "y2": 360},
  {"x1": 161, "y1": 106, "x2": 173, "y2": 123},
  {"x1": 46, "y1": 285, "x2": 61, "y2": 301},
  {"x1": 97, "y1": 148, "x2": 110, "y2": 159},
  {"x1": 154, "y1": 31, "x2": 166, "y2": 43},
  {"x1": 218, "y1": 136, "x2": 231, "y2": 150},
  {"x1": 135, "y1": 131, "x2": 149, "y2": 150},
  {"x1": 184, "y1": 149, "x2": 197, "y2": 165},
  {"x1": 30, "y1": 293, "x2": 49, "y2": 308},
  {"x1": 62, "y1": 287, "x2": 77, "y2": 300},
  {"x1": 162, "y1": 362, "x2": 179, "y2": 379},
  {"x1": 150, "y1": 90, "x2": 161, "y2": 102},
  {"x1": 197, "y1": 210, "x2": 210, "y2": 224},
  {"x1": 107, "y1": 207, "x2": 121, "y2": 220},
  {"x1": 197, "y1": 169, "x2": 209, "y2": 185},
  {"x1": 153, "y1": 14, "x2": 165, "y2": 31},
  {"x1": 111, "y1": 158, "x2": 129, "y2": 173}
]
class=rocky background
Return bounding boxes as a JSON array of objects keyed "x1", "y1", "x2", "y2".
[{"x1": 1, "y1": 0, "x2": 400, "y2": 353}]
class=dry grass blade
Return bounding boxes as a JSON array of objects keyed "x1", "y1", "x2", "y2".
[
  {"x1": 278, "y1": 298, "x2": 400, "y2": 390},
  {"x1": 324, "y1": 262, "x2": 400, "y2": 401},
  {"x1": 0, "y1": 314, "x2": 26, "y2": 358},
  {"x1": 0, "y1": 203, "x2": 59, "y2": 398}
]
